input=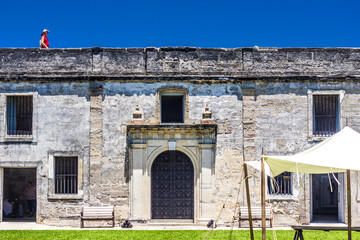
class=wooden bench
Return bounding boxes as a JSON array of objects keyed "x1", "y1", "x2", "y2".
[
  {"x1": 81, "y1": 206, "x2": 115, "y2": 228},
  {"x1": 292, "y1": 225, "x2": 360, "y2": 240},
  {"x1": 239, "y1": 206, "x2": 273, "y2": 228}
]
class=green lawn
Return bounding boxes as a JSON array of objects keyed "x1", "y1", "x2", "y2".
[{"x1": 0, "y1": 230, "x2": 359, "y2": 240}]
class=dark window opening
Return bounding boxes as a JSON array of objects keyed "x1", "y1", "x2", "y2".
[
  {"x1": 55, "y1": 157, "x2": 78, "y2": 194},
  {"x1": 161, "y1": 95, "x2": 184, "y2": 123},
  {"x1": 6, "y1": 96, "x2": 33, "y2": 136},
  {"x1": 268, "y1": 172, "x2": 292, "y2": 195},
  {"x1": 313, "y1": 95, "x2": 338, "y2": 137}
]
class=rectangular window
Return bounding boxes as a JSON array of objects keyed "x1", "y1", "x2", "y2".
[
  {"x1": 6, "y1": 96, "x2": 33, "y2": 136},
  {"x1": 55, "y1": 157, "x2": 78, "y2": 194},
  {"x1": 268, "y1": 172, "x2": 292, "y2": 195},
  {"x1": 161, "y1": 94, "x2": 184, "y2": 123},
  {"x1": 313, "y1": 95, "x2": 339, "y2": 137}
]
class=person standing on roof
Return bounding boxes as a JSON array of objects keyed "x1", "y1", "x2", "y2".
[{"x1": 40, "y1": 29, "x2": 50, "y2": 49}]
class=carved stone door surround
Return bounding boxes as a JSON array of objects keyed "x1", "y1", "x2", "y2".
[{"x1": 128, "y1": 124, "x2": 216, "y2": 223}]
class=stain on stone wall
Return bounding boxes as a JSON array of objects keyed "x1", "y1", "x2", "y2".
[{"x1": 1, "y1": 48, "x2": 360, "y2": 227}]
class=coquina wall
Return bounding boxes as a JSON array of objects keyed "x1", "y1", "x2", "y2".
[{"x1": 0, "y1": 47, "x2": 359, "y2": 227}]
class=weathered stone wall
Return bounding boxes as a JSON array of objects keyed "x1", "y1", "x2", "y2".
[
  {"x1": 255, "y1": 80, "x2": 360, "y2": 226},
  {"x1": 0, "y1": 79, "x2": 246, "y2": 226},
  {"x1": 1, "y1": 47, "x2": 360, "y2": 227},
  {"x1": 1, "y1": 48, "x2": 359, "y2": 79},
  {"x1": 101, "y1": 81, "x2": 244, "y2": 223},
  {"x1": 0, "y1": 82, "x2": 90, "y2": 226}
]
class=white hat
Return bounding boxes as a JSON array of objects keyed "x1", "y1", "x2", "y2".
[{"x1": 43, "y1": 29, "x2": 50, "y2": 33}]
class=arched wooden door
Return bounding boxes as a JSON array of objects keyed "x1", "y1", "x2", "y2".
[{"x1": 151, "y1": 150, "x2": 194, "y2": 219}]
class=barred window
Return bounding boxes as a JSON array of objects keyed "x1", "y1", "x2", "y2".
[
  {"x1": 55, "y1": 157, "x2": 78, "y2": 194},
  {"x1": 313, "y1": 95, "x2": 339, "y2": 137},
  {"x1": 268, "y1": 172, "x2": 292, "y2": 195},
  {"x1": 6, "y1": 96, "x2": 33, "y2": 136},
  {"x1": 161, "y1": 93, "x2": 184, "y2": 123}
]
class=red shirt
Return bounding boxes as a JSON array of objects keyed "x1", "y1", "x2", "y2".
[{"x1": 41, "y1": 35, "x2": 49, "y2": 48}]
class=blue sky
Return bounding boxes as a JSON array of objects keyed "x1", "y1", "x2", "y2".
[{"x1": 1, "y1": 0, "x2": 359, "y2": 48}]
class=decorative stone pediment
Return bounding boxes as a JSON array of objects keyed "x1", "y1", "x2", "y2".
[{"x1": 127, "y1": 124, "x2": 217, "y2": 144}]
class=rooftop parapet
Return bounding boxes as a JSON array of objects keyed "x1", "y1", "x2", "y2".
[{"x1": 0, "y1": 47, "x2": 359, "y2": 80}]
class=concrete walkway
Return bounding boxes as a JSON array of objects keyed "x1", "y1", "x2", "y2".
[
  {"x1": 0, "y1": 222, "x2": 70, "y2": 230},
  {"x1": 0, "y1": 221, "x2": 292, "y2": 230}
]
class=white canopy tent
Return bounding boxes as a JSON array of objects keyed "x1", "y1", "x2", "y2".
[
  {"x1": 245, "y1": 126, "x2": 360, "y2": 177},
  {"x1": 244, "y1": 126, "x2": 360, "y2": 240},
  {"x1": 264, "y1": 126, "x2": 360, "y2": 177}
]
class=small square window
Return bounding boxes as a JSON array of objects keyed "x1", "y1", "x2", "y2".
[
  {"x1": 268, "y1": 172, "x2": 292, "y2": 195},
  {"x1": 161, "y1": 94, "x2": 184, "y2": 123},
  {"x1": 6, "y1": 96, "x2": 33, "y2": 136},
  {"x1": 313, "y1": 95, "x2": 339, "y2": 137},
  {"x1": 55, "y1": 157, "x2": 78, "y2": 194}
]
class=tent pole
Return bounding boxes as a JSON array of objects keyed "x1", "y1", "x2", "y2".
[
  {"x1": 243, "y1": 163, "x2": 254, "y2": 240},
  {"x1": 261, "y1": 148, "x2": 266, "y2": 240},
  {"x1": 347, "y1": 169, "x2": 351, "y2": 240}
]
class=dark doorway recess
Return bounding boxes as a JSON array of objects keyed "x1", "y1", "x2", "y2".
[
  {"x1": 151, "y1": 150, "x2": 194, "y2": 219},
  {"x1": 312, "y1": 173, "x2": 338, "y2": 222},
  {"x1": 3, "y1": 168, "x2": 36, "y2": 222}
]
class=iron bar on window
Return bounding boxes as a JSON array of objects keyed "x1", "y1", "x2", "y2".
[
  {"x1": 55, "y1": 157, "x2": 78, "y2": 194},
  {"x1": 268, "y1": 172, "x2": 292, "y2": 195},
  {"x1": 313, "y1": 95, "x2": 338, "y2": 137},
  {"x1": 6, "y1": 96, "x2": 33, "y2": 136}
]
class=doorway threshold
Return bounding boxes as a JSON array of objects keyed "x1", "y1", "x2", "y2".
[
  {"x1": 309, "y1": 222, "x2": 347, "y2": 227},
  {"x1": 312, "y1": 215, "x2": 339, "y2": 224},
  {"x1": 2, "y1": 217, "x2": 36, "y2": 223},
  {"x1": 149, "y1": 219, "x2": 196, "y2": 226}
]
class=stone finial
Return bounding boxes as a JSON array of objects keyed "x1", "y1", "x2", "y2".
[
  {"x1": 131, "y1": 105, "x2": 144, "y2": 125},
  {"x1": 201, "y1": 104, "x2": 214, "y2": 124},
  {"x1": 133, "y1": 105, "x2": 142, "y2": 119}
]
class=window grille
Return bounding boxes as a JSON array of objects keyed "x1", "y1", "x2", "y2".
[
  {"x1": 55, "y1": 157, "x2": 78, "y2": 194},
  {"x1": 6, "y1": 96, "x2": 33, "y2": 136},
  {"x1": 268, "y1": 172, "x2": 292, "y2": 195},
  {"x1": 313, "y1": 95, "x2": 338, "y2": 137},
  {"x1": 161, "y1": 95, "x2": 184, "y2": 123}
]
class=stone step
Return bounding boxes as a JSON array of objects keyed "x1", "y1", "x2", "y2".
[{"x1": 147, "y1": 221, "x2": 203, "y2": 226}]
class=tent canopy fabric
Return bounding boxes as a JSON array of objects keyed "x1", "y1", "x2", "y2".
[
  {"x1": 244, "y1": 160, "x2": 273, "y2": 177},
  {"x1": 261, "y1": 126, "x2": 360, "y2": 176},
  {"x1": 244, "y1": 126, "x2": 356, "y2": 239}
]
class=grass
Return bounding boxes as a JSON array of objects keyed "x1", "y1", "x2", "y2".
[{"x1": 0, "y1": 230, "x2": 359, "y2": 240}]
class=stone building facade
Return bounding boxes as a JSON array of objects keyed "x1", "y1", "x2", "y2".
[{"x1": 0, "y1": 47, "x2": 360, "y2": 227}]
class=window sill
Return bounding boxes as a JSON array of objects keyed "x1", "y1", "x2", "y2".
[
  {"x1": 267, "y1": 195, "x2": 298, "y2": 202},
  {"x1": 308, "y1": 136, "x2": 328, "y2": 142},
  {"x1": 48, "y1": 194, "x2": 83, "y2": 200},
  {"x1": 3, "y1": 136, "x2": 34, "y2": 143}
]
